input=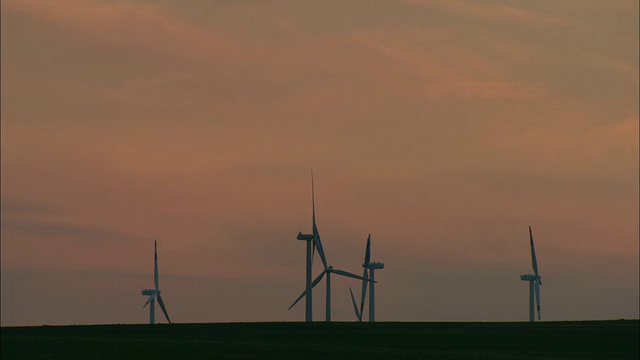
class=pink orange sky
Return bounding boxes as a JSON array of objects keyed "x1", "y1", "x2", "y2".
[{"x1": 1, "y1": 0, "x2": 638, "y2": 325}]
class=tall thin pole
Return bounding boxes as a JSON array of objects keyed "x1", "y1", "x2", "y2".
[
  {"x1": 326, "y1": 271, "x2": 331, "y2": 322},
  {"x1": 305, "y1": 239, "x2": 312, "y2": 322},
  {"x1": 369, "y1": 269, "x2": 375, "y2": 322},
  {"x1": 529, "y1": 280, "x2": 535, "y2": 322},
  {"x1": 150, "y1": 298, "x2": 155, "y2": 324}
]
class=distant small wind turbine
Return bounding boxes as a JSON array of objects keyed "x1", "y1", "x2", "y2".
[
  {"x1": 520, "y1": 226, "x2": 542, "y2": 322},
  {"x1": 349, "y1": 234, "x2": 384, "y2": 322},
  {"x1": 141, "y1": 241, "x2": 172, "y2": 324}
]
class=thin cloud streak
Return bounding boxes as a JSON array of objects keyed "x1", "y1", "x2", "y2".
[
  {"x1": 403, "y1": 0, "x2": 562, "y2": 26},
  {"x1": 2, "y1": 220, "x2": 150, "y2": 243}
]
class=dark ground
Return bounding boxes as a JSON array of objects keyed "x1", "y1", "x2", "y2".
[{"x1": 1, "y1": 320, "x2": 638, "y2": 359}]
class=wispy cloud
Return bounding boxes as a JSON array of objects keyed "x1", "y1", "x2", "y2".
[
  {"x1": 1, "y1": 198, "x2": 68, "y2": 218},
  {"x1": 352, "y1": 29, "x2": 547, "y2": 101},
  {"x1": 403, "y1": 0, "x2": 561, "y2": 26},
  {"x1": 2, "y1": 220, "x2": 151, "y2": 243},
  {"x1": 486, "y1": 114, "x2": 639, "y2": 170},
  {"x1": 2, "y1": 0, "x2": 238, "y2": 69}
]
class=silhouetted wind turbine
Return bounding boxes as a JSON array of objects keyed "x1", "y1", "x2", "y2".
[
  {"x1": 520, "y1": 226, "x2": 542, "y2": 322},
  {"x1": 291, "y1": 172, "x2": 367, "y2": 321},
  {"x1": 141, "y1": 241, "x2": 172, "y2": 324},
  {"x1": 350, "y1": 234, "x2": 384, "y2": 322},
  {"x1": 294, "y1": 171, "x2": 328, "y2": 322}
]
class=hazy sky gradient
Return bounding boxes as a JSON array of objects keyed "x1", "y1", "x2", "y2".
[{"x1": 1, "y1": 0, "x2": 638, "y2": 325}]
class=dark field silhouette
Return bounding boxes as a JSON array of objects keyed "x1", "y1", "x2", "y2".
[{"x1": 2, "y1": 320, "x2": 638, "y2": 359}]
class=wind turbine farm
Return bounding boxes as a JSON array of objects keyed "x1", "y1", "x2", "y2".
[
  {"x1": 4, "y1": 175, "x2": 631, "y2": 360},
  {"x1": 3, "y1": 225, "x2": 639, "y2": 359},
  {"x1": 1, "y1": 0, "x2": 638, "y2": 358},
  {"x1": 2, "y1": 173, "x2": 638, "y2": 359}
]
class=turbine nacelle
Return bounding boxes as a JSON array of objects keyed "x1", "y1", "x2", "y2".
[
  {"x1": 297, "y1": 232, "x2": 313, "y2": 241},
  {"x1": 520, "y1": 274, "x2": 540, "y2": 281},
  {"x1": 366, "y1": 262, "x2": 384, "y2": 270},
  {"x1": 141, "y1": 289, "x2": 158, "y2": 296}
]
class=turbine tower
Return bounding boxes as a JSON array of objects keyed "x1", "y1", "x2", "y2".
[
  {"x1": 295, "y1": 171, "x2": 328, "y2": 322},
  {"x1": 520, "y1": 226, "x2": 542, "y2": 322},
  {"x1": 141, "y1": 241, "x2": 172, "y2": 324},
  {"x1": 349, "y1": 234, "x2": 384, "y2": 322}
]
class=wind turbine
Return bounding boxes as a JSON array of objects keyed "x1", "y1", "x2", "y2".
[
  {"x1": 289, "y1": 265, "x2": 368, "y2": 322},
  {"x1": 291, "y1": 172, "x2": 366, "y2": 321},
  {"x1": 295, "y1": 171, "x2": 328, "y2": 322},
  {"x1": 349, "y1": 234, "x2": 384, "y2": 322},
  {"x1": 141, "y1": 241, "x2": 172, "y2": 324},
  {"x1": 520, "y1": 226, "x2": 542, "y2": 322}
]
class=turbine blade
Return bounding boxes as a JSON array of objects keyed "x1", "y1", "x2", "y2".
[
  {"x1": 364, "y1": 234, "x2": 371, "y2": 265},
  {"x1": 154, "y1": 241, "x2": 159, "y2": 290},
  {"x1": 157, "y1": 294, "x2": 172, "y2": 324},
  {"x1": 288, "y1": 290, "x2": 307, "y2": 310},
  {"x1": 313, "y1": 235, "x2": 328, "y2": 270},
  {"x1": 332, "y1": 268, "x2": 365, "y2": 281},
  {"x1": 311, "y1": 270, "x2": 327, "y2": 287},
  {"x1": 288, "y1": 271, "x2": 326, "y2": 310},
  {"x1": 349, "y1": 287, "x2": 362, "y2": 321},
  {"x1": 535, "y1": 280, "x2": 541, "y2": 321},
  {"x1": 359, "y1": 235, "x2": 372, "y2": 315},
  {"x1": 529, "y1": 226, "x2": 539, "y2": 277},
  {"x1": 311, "y1": 170, "x2": 316, "y2": 235},
  {"x1": 143, "y1": 292, "x2": 158, "y2": 308},
  {"x1": 359, "y1": 268, "x2": 368, "y2": 316},
  {"x1": 309, "y1": 171, "x2": 328, "y2": 270},
  {"x1": 311, "y1": 241, "x2": 315, "y2": 267}
]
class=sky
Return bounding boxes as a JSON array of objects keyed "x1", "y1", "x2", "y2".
[{"x1": 1, "y1": 0, "x2": 638, "y2": 326}]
